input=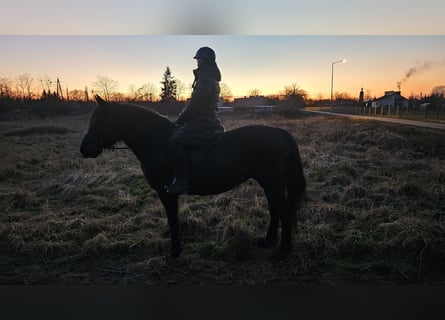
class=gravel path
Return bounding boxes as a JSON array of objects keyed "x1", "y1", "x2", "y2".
[{"x1": 303, "y1": 110, "x2": 445, "y2": 130}]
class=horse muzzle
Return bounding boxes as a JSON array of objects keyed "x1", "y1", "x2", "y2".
[{"x1": 80, "y1": 135, "x2": 103, "y2": 158}]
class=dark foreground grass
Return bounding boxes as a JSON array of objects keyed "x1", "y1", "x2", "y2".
[{"x1": 0, "y1": 112, "x2": 444, "y2": 284}]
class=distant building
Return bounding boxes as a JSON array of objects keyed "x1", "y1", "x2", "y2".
[
  {"x1": 371, "y1": 91, "x2": 409, "y2": 108},
  {"x1": 232, "y1": 96, "x2": 269, "y2": 108},
  {"x1": 229, "y1": 96, "x2": 279, "y2": 112}
]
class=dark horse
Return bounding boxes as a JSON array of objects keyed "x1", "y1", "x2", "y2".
[{"x1": 80, "y1": 95, "x2": 306, "y2": 257}]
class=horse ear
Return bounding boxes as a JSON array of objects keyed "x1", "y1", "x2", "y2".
[{"x1": 95, "y1": 95, "x2": 106, "y2": 105}]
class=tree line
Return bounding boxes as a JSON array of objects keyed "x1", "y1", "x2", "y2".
[
  {"x1": 0, "y1": 66, "x2": 226, "y2": 103},
  {"x1": 0, "y1": 66, "x2": 310, "y2": 106}
]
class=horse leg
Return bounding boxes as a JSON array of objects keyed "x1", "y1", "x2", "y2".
[
  {"x1": 259, "y1": 185, "x2": 281, "y2": 247},
  {"x1": 264, "y1": 185, "x2": 292, "y2": 252},
  {"x1": 158, "y1": 191, "x2": 181, "y2": 257}
]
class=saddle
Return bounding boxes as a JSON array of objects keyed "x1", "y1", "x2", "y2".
[
  {"x1": 170, "y1": 123, "x2": 224, "y2": 168},
  {"x1": 185, "y1": 134, "x2": 223, "y2": 168}
]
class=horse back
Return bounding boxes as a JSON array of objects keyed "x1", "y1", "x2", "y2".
[
  {"x1": 188, "y1": 125, "x2": 297, "y2": 195},
  {"x1": 221, "y1": 125, "x2": 294, "y2": 163}
]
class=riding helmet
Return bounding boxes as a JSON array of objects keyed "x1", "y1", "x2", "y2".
[{"x1": 193, "y1": 47, "x2": 216, "y2": 62}]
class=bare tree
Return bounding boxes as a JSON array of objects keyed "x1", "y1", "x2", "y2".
[
  {"x1": 432, "y1": 85, "x2": 445, "y2": 97},
  {"x1": 282, "y1": 82, "x2": 307, "y2": 109},
  {"x1": 365, "y1": 89, "x2": 373, "y2": 101},
  {"x1": 16, "y1": 73, "x2": 34, "y2": 100},
  {"x1": 335, "y1": 92, "x2": 353, "y2": 100},
  {"x1": 92, "y1": 75, "x2": 119, "y2": 101},
  {"x1": 220, "y1": 82, "x2": 233, "y2": 102},
  {"x1": 175, "y1": 79, "x2": 187, "y2": 101},
  {"x1": 138, "y1": 83, "x2": 157, "y2": 102},
  {"x1": 69, "y1": 89, "x2": 86, "y2": 101},
  {"x1": 283, "y1": 82, "x2": 306, "y2": 98},
  {"x1": 110, "y1": 92, "x2": 125, "y2": 102},
  {"x1": 0, "y1": 77, "x2": 13, "y2": 99},
  {"x1": 248, "y1": 88, "x2": 261, "y2": 97},
  {"x1": 127, "y1": 84, "x2": 139, "y2": 101}
]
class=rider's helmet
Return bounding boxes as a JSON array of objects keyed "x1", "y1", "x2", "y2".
[{"x1": 193, "y1": 47, "x2": 216, "y2": 62}]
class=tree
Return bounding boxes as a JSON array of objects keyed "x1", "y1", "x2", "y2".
[
  {"x1": 69, "y1": 89, "x2": 86, "y2": 101},
  {"x1": 248, "y1": 88, "x2": 261, "y2": 97},
  {"x1": 92, "y1": 75, "x2": 119, "y2": 101},
  {"x1": 365, "y1": 89, "x2": 373, "y2": 101},
  {"x1": 110, "y1": 92, "x2": 124, "y2": 102},
  {"x1": 428, "y1": 88, "x2": 445, "y2": 113},
  {"x1": 16, "y1": 73, "x2": 34, "y2": 100},
  {"x1": 138, "y1": 83, "x2": 157, "y2": 102},
  {"x1": 283, "y1": 82, "x2": 306, "y2": 109},
  {"x1": 284, "y1": 82, "x2": 306, "y2": 98},
  {"x1": 175, "y1": 79, "x2": 187, "y2": 101},
  {"x1": 127, "y1": 84, "x2": 139, "y2": 101},
  {"x1": 220, "y1": 82, "x2": 233, "y2": 103},
  {"x1": 0, "y1": 77, "x2": 13, "y2": 100},
  {"x1": 160, "y1": 66, "x2": 177, "y2": 102},
  {"x1": 335, "y1": 91, "x2": 353, "y2": 100},
  {"x1": 432, "y1": 85, "x2": 445, "y2": 97}
]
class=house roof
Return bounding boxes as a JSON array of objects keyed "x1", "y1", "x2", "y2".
[{"x1": 375, "y1": 91, "x2": 408, "y2": 102}]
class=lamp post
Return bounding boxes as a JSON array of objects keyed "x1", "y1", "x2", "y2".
[{"x1": 330, "y1": 59, "x2": 346, "y2": 113}]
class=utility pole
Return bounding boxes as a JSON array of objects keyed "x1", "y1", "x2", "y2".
[{"x1": 56, "y1": 78, "x2": 63, "y2": 100}]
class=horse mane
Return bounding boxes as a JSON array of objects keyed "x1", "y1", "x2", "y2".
[
  {"x1": 121, "y1": 102, "x2": 172, "y2": 123},
  {"x1": 95, "y1": 95, "x2": 174, "y2": 127}
]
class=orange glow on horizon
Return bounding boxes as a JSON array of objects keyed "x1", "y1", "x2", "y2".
[{"x1": 3, "y1": 36, "x2": 444, "y2": 102}]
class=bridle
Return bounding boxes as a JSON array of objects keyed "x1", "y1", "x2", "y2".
[
  {"x1": 104, "y1": 143, "x2": 129, "y2": 151},
  {"x1": 92, "y1": 104, "x2": 130, "y2": 152}
]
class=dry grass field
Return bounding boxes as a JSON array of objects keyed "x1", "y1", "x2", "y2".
[{"x1": 1, "y1": 110, "x2": 444, "y2": 284}]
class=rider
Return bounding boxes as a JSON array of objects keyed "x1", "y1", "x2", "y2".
[{"x1": 165, "y1": 46, "x2": 224, "y2": 194}]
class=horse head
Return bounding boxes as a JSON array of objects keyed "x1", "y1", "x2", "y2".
[{"x1": 80, "y1": 95, "x2": 119, "y2": 158}]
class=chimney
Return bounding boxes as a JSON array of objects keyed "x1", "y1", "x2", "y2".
[{"x1": 359, "y1": 88, "x2": 364, "y2": 103}]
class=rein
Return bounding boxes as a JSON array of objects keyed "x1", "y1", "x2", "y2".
[{"x1": 99, "y1": 101, "x2": 171, "y2": 153}]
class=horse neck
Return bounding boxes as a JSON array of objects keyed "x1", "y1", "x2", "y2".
[{"x1": 112, "y1": 104, "x2": 175, "y2": 160}]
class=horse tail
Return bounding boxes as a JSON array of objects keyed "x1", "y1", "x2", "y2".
[{"x1": 283, "y1": 130, "x2": 306, "y2": 227}]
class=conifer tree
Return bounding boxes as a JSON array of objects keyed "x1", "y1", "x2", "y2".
[{"x1": 160, "y1": 66, "x2": 177, "y2": 102}]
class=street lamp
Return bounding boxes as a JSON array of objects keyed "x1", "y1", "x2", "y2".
[{"x1": 330, "y1": 59, "x2": 346, "y2": 113}]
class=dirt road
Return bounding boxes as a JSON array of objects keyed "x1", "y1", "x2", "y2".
[{"x1": 303, "y1": 110, "x2": 445, "y2": 130}]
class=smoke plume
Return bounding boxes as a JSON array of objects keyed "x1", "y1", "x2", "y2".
[{"x1": 397, "y1": 60, "x2": 445, "y2": 91}]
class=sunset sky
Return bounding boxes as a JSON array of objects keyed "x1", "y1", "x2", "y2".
[{"x1": 1, "y1": 0, "x2": 444, "y2": 99}]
